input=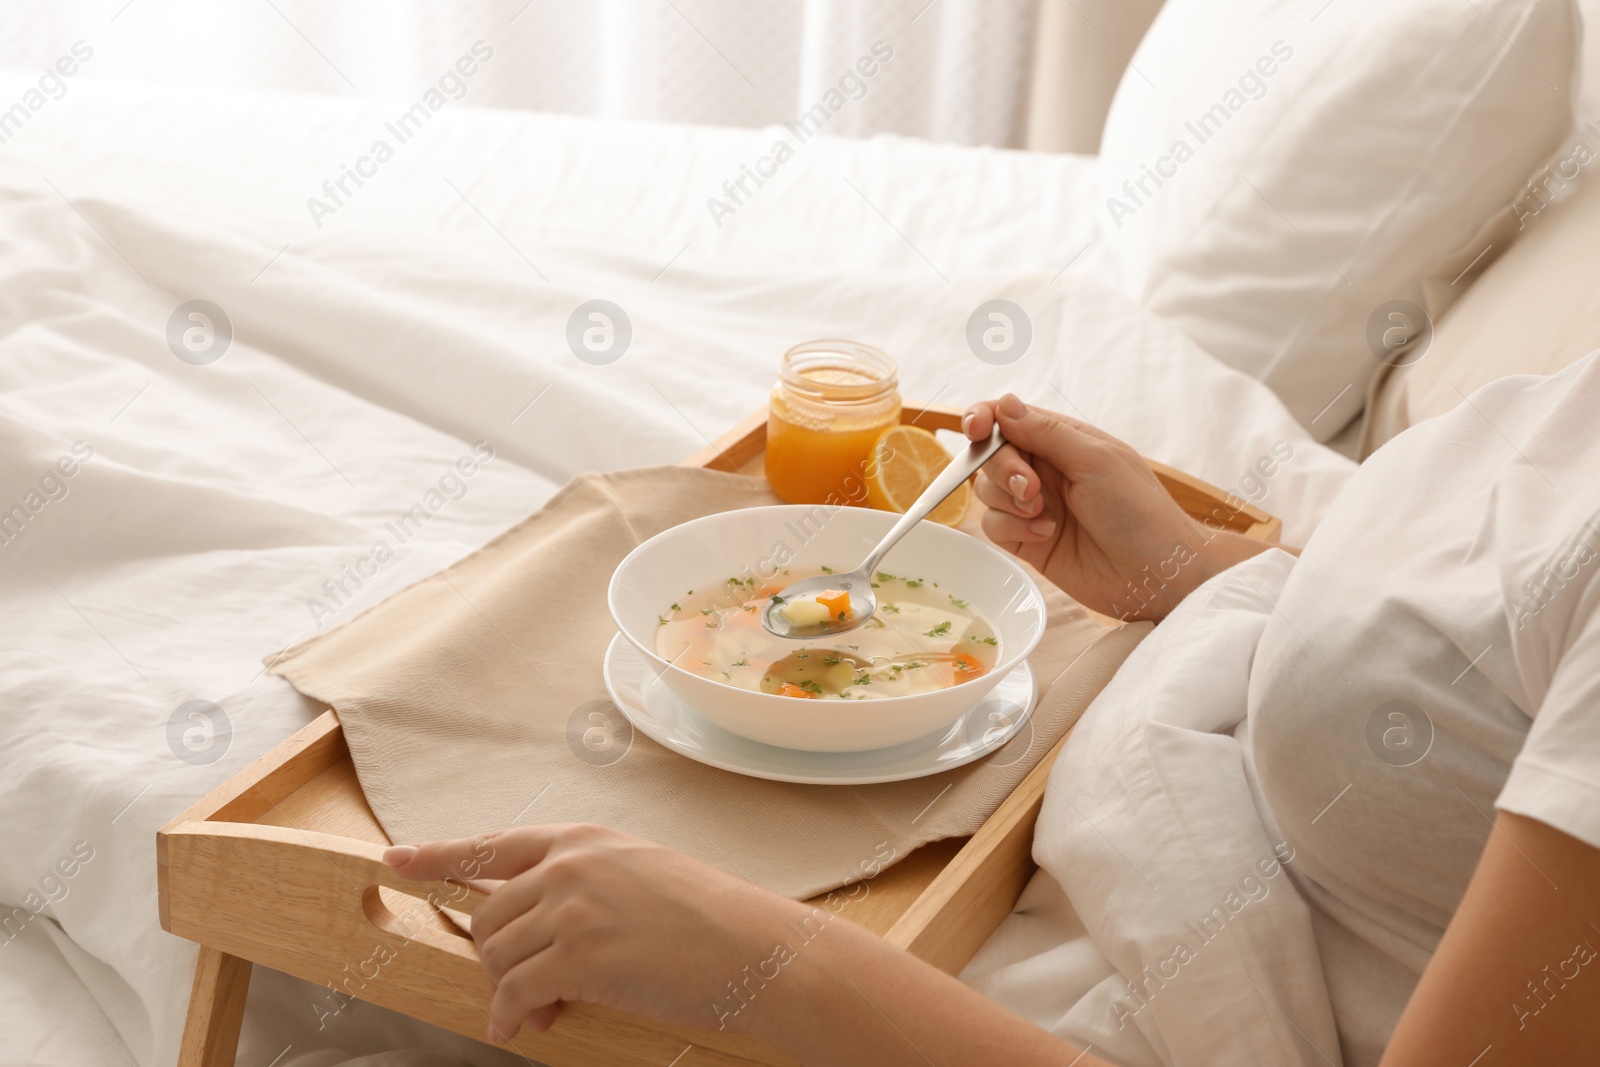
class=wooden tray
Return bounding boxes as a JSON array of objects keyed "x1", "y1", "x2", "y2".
[{"x1": 158, "y1": 403, "x2": 1278, "y2": 1067}]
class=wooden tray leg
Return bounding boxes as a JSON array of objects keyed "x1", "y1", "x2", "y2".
[{"x1": 178, "y1": 946, "x2": 252, "y2": 1067}]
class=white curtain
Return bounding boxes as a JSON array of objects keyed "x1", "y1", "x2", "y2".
[{"x1": 0, "y1": 0, "x2": 1038, "y2": 146}]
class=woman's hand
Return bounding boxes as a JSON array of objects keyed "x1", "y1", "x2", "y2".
[
  {"x1": 389, "y1": 823, "x2": 1110, "y2": 1066},
  {"x1": 963, "y1": 394, "x2": 1271, "y2": 620},
  {"x1": 385, "y1": 823, "x2": 807, "y2": 1041}
]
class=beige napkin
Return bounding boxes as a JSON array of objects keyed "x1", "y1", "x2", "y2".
[{"x1": 269, "y1": 467, "x2": 1148, "y2": 900}]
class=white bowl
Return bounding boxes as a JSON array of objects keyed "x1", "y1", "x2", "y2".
[{"x1": 608, "y1": 505, "x2": 1047, "y2": 752}]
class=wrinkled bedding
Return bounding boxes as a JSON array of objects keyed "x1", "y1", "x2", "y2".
[{"x1": 0, "y1": 74, "x2": 1355, "y2": 1066}]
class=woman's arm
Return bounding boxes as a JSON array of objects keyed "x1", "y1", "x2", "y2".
[
  {"x1": 1380, "y1": 811, "x2": 1600, "y2": 1065},
  {"x1": 385, "y1": 825, "x2": 1113, "y2": 1065}
]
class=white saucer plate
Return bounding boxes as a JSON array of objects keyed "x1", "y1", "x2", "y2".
[{"x1": 601, "y1": 633, "x2": 1039, "y2": 785}]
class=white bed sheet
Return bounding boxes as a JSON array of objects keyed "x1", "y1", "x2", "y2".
[{"x1": 0, "y1": 74, "x2": 1356, "y2": 1067}]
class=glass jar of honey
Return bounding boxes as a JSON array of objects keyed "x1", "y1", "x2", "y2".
[{"x1": 765, "y1": 340, "x2": 901, "y2": 506}]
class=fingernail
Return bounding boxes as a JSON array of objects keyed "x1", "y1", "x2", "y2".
[
  {"x1": 1027, "y1": 518, "x2": 1056, "y2": 537},
  {"x1": 384, "y1": 845, "x2": 418, "y2": 866},
  {"x1": 1008, "y1": 474, "x2": 1027, "y2": 498},
  {"x1": 961, "y1": 411, "x2": 975, "y2": 435},
  {"x1": 998, "y1": 393, "x2": 1027, "y2": 419}
]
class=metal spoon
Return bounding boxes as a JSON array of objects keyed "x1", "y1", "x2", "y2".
[{"x1": 762, "y1": 424, "x2": 1005, "y2": 638}]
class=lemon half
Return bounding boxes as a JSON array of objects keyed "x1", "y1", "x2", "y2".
[{"x1": 863, "y1": 425, "x2": 971, "y2": 527}]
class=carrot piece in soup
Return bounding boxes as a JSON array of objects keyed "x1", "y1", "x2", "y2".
[
  {"x1": 817, "y1": 590, "x2": 851, "y2": 621},
  {"x1": 951, "y1": 652, "x2": 984, "y2": 680},
  {"x1": 777, "y1": 682, "x2": 817, "y2": 699}
]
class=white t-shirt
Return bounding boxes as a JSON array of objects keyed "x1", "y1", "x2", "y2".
[{"x1": 1247, "y1": 351, "x2": 1600, "y2": 1066}]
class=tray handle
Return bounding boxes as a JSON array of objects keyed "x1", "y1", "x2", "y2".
[{"x1": 163, "y1": 820, "x2": 493, "y2": 961}]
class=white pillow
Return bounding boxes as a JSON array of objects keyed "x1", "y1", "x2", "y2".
[{"x1": 1097, "y1": 0, "x2": 1579, "y2": 439}]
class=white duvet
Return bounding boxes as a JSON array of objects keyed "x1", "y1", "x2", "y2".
[
  {"x1": 0, "y1": 75, "x2": 1355, "y2": 1066},
  {"x1": 962, "y1": 551, "x2": 1340, "y2": 1067}
]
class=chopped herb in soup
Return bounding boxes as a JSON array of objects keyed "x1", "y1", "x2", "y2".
[{"x1": 654, "y1": 568, "x2": 1000, "y2": 699}]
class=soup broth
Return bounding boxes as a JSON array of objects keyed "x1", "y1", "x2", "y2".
[{"x1": 654, "y1": 567, "x2": 1001, "y2": 700}]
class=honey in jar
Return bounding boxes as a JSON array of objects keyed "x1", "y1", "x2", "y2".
[{"x1": 765, "y1": 340, "x2": 901, "y2": 506}]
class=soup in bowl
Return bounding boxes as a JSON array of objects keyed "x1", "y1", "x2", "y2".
[{"x1": 608, "y1": 505, "x2": 1047, "y2": 751}]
